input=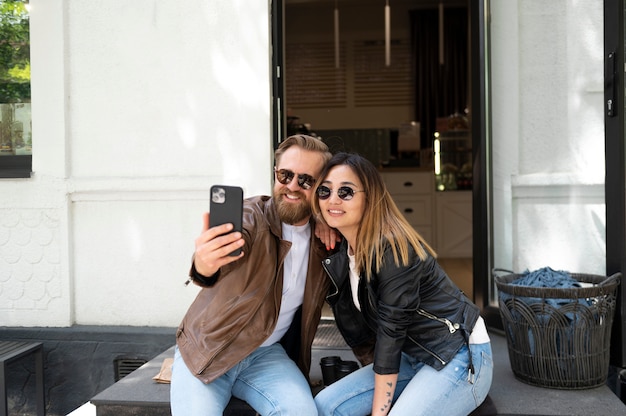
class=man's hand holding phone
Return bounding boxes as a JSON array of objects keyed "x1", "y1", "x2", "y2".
[{"x1": 193, "y1": 212, "x2": 244, "y2": 277}]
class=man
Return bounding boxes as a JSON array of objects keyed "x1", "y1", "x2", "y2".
[{"x1": 171, "y1": 135, "x2": 333, "y2": 415}]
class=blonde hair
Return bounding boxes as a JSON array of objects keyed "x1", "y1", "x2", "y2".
[
  {"x1": 312, "y1": 152, "x2": 436, "y2": 280},
  {"x1": 274, "y1": 134, "x2": 332, "y2": 167}
]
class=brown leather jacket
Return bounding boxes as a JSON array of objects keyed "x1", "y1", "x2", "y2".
[{"x1": 176, "y1": 195, "x2": 330, "y2": 384}]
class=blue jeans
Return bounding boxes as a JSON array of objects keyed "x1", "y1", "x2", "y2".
[
  {"x1": 314, "y1": 342, "x2": 493, "y2": 416},
  {"x1": 171, "y1": 344, "x2": 317, "y2": 416}
]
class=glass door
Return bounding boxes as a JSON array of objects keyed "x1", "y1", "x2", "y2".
[
  {"x1": 473, "y1": 0, "x2": 626, "y2": 366},
  {"x1": 473, "y1": 1, "x2": 616, "y2": 331},
  {"x1": 491, "y1": 0, "x2": 607, "y2": 280}
]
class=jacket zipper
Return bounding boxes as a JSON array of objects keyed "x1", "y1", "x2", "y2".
[
  {"x1": 407, "y1": 308, "x2": 462, "y2": 366},
  {"x1": 413, "y1": 309, "x2": 476, "y2": 383},
  {"x1": 322, "y1": 259, "x2": 339, "y2": 299},
  {"x1": 417, "y1": 308, "x2": 460, "y2": 334},
  {"x1": 407, "y1": 334, "x2": 447, "y2": 365}
]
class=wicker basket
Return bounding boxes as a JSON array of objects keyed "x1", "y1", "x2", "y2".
[{"x1": 494, "y1": 270, "x2": 621, "y2": 389}]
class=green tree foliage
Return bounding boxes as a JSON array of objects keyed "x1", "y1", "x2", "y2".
[{"x1": 0, "y1": 0, "x2": 30, "y2": 102}]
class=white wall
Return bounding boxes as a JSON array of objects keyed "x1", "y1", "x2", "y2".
[
  {"x1": 0, "y1": 0, "x2": 274, "y2": 327},
  {"x1": 0, "y1": 0, "x2": 611, "y2": 328},
  {"x1": 491, "y1": 0, "x2": 606, "y2": 276}
]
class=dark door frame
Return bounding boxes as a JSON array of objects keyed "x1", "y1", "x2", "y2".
[
  {"x1": 605, "y1": 0, "x2": 626, "y2": 368},
  {"x1": 271, "y1": 0, "x2": 285, "y2": 151},
  {"x1": 470, "y1": 0, "x2": 501, "y2": 328}
]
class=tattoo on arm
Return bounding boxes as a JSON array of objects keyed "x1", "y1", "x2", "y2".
[{"x1": 381, "y1": 381, "x2": 394, "y2": 410}]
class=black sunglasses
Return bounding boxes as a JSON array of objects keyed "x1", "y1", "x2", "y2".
[
  {"x1": 316, "y1": 185, "x2": 365, "y2": 201},
  {"x1": 274, "y1": 168, "x2": 317, "y2": 190}
]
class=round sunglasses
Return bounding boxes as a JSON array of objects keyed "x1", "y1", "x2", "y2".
[
  {"x1": 316, "y1": 185, "x2": 365, "y2": 201},
  {"x1": 274, "y1": 168, "x2": 317, "y2": 190}
]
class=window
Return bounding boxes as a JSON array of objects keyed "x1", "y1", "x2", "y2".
[{"x1": 0, "y1": 0, "x2": 31, "y2": 178}]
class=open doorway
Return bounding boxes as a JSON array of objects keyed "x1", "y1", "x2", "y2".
[{"x1": 280, "y1": 0, "x2": 474, "y2": 299}]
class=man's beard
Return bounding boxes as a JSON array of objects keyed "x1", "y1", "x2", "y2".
[{"x1": 274, "y1": 189, "x2": 312, "y2": 225}]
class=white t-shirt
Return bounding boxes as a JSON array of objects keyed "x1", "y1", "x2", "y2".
[
  {"x1": 348, "y1": 248, "x2": 361, "y2": 311},
  {"x1": 261, "y1": 222, "x2": 311, "y2": 347}
]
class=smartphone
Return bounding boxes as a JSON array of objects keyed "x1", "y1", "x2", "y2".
[{"x1": 209, "y1": 185, "x2": 244, "y2": 256}]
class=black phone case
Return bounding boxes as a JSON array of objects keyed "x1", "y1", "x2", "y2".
[{"x1": 209, "y1": 185, "x2": 243, "y2": 256}]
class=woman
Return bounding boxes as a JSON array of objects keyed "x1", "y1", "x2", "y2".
[{"x1": 312, "y1": 152, "x2": 492, "y2": 416}]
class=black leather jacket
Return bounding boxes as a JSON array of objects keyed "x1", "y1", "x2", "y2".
[{"x1": 322, "y1": 239, "x2": 480, "y2": 375}]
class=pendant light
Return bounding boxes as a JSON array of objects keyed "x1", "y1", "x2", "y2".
[
  {"x1": 334, "y1": 0, "x2": 340, "y2": 68},
  {"x1": 385, "y1": 0, "x2": 391, "y2": 66},
  {"x1": 439, "y1": 1, "x2": 444, "y2": 65}
]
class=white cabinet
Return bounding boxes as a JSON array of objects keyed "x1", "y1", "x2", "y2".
[
  {"x1": 380, "y1": 170, "x2": 434, "y2": 244},
  {"x1": 435, "y1": 191, "x2": 472, "y2": 257},
  {"x1": 381, "y1": 169, "x2": 472, "y2": 258}
]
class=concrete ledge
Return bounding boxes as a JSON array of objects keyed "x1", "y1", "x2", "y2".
[
  {"x1": 90, "y1": 348, "x2": 171, "y2": 411},
  {"x1": 89, "y1": 326, "x2": 626, "y2": 416},
  {"x1": 90, "y1": 346, "x2": 257, "y2": 416},
  {"x1": 487, "y1": 331, "x2": 626, "y2": 415}
]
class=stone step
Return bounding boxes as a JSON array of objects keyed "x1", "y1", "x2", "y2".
[{"x1": 89, "y1": 321, "x2": 626, "y2": 416}]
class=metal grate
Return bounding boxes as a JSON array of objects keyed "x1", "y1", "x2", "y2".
[
  {"x1": 313, "y1": 319, "x2": 348, "y2": 348},
  {"x1": 114, "y1": 357, "x2": 147, "y2": 381}
]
